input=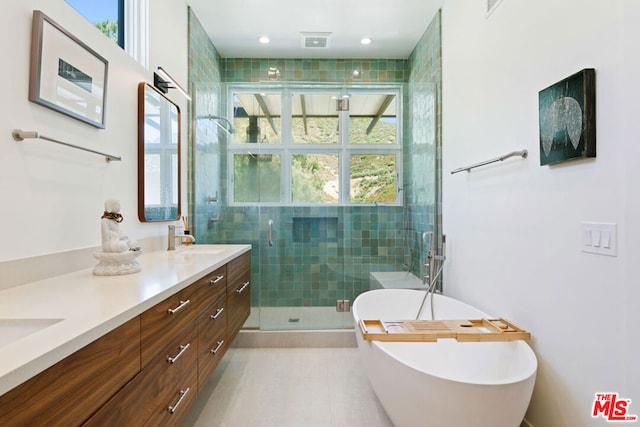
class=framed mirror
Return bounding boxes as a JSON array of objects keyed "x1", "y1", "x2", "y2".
[{"x1": 138, "y1": 82, "x2": 181, "y2": 222}]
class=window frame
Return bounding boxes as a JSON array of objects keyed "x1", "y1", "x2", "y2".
[
  {"x1": 65, "y1": 0, "x2": 148, "y2": 68},
  {"x1": 227, "y1": 84, "x2": 403, "y2": 207}
]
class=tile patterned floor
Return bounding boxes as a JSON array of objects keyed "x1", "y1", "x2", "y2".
[{"x1": 183, "y1": 347, "x2": 393, "y2": 427}]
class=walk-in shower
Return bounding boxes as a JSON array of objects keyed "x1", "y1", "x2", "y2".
[
  {"x1": 189, "y1": 77, "x2": 440, "y2": 332},
  {"x1": 185, "y1": 0, "x2": 442, "y2": 332}
]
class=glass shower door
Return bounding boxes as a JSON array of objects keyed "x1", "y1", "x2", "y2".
[
  {"x1": 257, "y1": 207, "x2": 354, "y2": 330},
  {"x1": 229, "y1": 87, "x2": 353, "y2": 330},
  {"x1": 193, "y1": 81, "x2": 439, "y2": 331}
]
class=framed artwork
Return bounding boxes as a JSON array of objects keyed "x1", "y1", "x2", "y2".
[
  {"x1": 29, "y1": 10, "x2": 108, "y2": 128},
  {"x1": 539, "y1": 68, "x2": 595, "y2": 166}
]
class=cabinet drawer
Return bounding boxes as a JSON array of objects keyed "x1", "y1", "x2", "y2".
[
  {"x1": 227, "y1": 250, "x2": 251, "y2": 283},
  {"x1": 197, "y1": 298, "x2": 228, "y2": 391},
  {"x1": 145, "y1": 362, "x2": 198, "y2": 427},
  {"x1": 227, "y1": 270, "x2": 251, "y2": 339},
  {"x1": 141, "y1": 285, "x2": 198, "y2": 366},
  {"x1": 192, "y1": 265, "x2": 226, "y2": 316},
  {"x1": 198, "y1": 335, "x2": 227, "y2": 392},
  {"x1": 197, "y1": 297, "x2": 227, "y2": 355},
  {"x1": 84, "y1": 322, "x2": 197, "y2": 427},
  {"x1": 0, "y1": 317, "x2": 140, "y2": 427}
]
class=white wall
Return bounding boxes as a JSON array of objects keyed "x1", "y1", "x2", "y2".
[
  {"x1": 442, "y1": 1, "x2": 638, "y2": 425},
  {"x1": 0, "y1": 0, "x2": 189, "y2": 262},
  {"x1": 621, "y1": 1, "x2": 640, "y2": 418}
]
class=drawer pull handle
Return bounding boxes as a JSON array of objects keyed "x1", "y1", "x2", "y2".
[
  {"x1": 168, "y1": 387, "x2": 190, "y2": 414},
  {"x1": 210, "y1": 307, "x2": 224, "y2": 320},
  {"x1": 235, "y1": 281, "x2": 250, "y2": 294},
  {"x1": 211, "y1": 340, "x2": 225, "y2": 354},
  {"x1": 167, "y1": 299, "x2": 190, "y2": 314},
  {"x1": 167, "y1": 343, "x2": 190, "y2": 364},
  {"x1": 210, "y1": 275, "x2": 224, "y2": 284}
]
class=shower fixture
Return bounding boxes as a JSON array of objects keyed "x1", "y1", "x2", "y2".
[{"x1": 198, "y1": 115, "x2": 236, "y2": 134}]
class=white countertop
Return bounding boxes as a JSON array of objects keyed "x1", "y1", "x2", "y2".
[{"x1": 0, "y1": 244, "x2": 251, "y2": 396}]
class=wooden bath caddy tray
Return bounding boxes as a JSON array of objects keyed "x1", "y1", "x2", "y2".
[{"x1": 359, "y1": 318, "x2": 530, "y2": 342}]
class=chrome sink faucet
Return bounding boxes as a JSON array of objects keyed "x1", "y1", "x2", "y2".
[{"x1": 167, "y1": 225, "x2": 195, "y2": 250}]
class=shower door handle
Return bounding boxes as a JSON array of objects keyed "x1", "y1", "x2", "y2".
[{"x1": 268, "y1": 219, "x2": 274, "y2": 247}]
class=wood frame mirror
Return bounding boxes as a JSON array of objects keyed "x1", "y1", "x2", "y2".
[{"x1": 138, "y1": 82, "x2": 181, "y2": 222}]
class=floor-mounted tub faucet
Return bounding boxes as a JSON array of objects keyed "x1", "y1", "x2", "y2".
[
  {"x1": 421, "y1": 232, "x2": 447, "y2": 284},
  {"x1": 428, "y1": 234, "x2": 446, "y2": 287},
  {"x1": 417, "y1": 233, "x2": 446, "y2": 320},
  {"x1": 167, "y1": 225, "x2": 195, "y2": 250}
]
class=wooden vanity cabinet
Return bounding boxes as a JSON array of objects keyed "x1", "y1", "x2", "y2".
[
  {"x1": 87, "y1": 252, "x2": 248, "y2": 426},
  {"x1": 85, "y1": 265, "x2": 229, "y2": 427},
  {"x1": 0, "y1": 318, "x2": 140, "y2": 427},
  {"x1": 0, "y1": 250, "x2": 250, "y2": 427},
  {"x1": 83, "y1": 322, "x2": 197, "y2": 426}
]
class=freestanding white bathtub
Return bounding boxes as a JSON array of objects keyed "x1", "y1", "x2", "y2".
[{"x1": 353, "y1": 289, "x2": 537, "y2": 427}]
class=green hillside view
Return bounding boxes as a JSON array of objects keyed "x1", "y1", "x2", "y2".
[{"x1": 233, "y1": 117, "x2": 397, "y2": 203}]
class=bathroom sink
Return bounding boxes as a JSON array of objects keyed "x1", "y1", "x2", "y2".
[
  {"x1": 173, "y1": 245, "x2": 228, "y2": 256},
  {"x1": 0, "y1": 318, "x2": 64, "y2": 348},
  {"x1": 175, "y1": 245, "x2": 228, "y2": 255}
]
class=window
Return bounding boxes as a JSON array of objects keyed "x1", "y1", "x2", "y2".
[
  {"x1": 291, "y1": 93, "x2": 340, "y2": 144},
  {"x1": 349, "y1": 94, "x2": 397, "y2": 144},
  {"x1": 228, "y1": 87, "x2": 402, "y2": 206},
  {"x1": 349, "y1": 154, "x2": 397, "y2": 203},
  {"x1": 292, "y1": 153, "x2": 339, "y2": 203},
  {"x1": 232, "y1": 93, "x2": 281, "y2": 144},
  {"x1": 233, "y1": 154, "x2": 281, "y2": 203},
  {"x1": 66, "y1": 0, "x2": 124, "y2": 48},
  {"x1": 65, "y1": 0, "x2": 148, "y2": 68}
]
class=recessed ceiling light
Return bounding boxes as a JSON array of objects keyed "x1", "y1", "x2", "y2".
[
  {"x1": 259, "y1": 36, "x2": 270, "y2": 44},
  {"x1": 361, "y1": 37, "x2": 372, "y2": 45}
]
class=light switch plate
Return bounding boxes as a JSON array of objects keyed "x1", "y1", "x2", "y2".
[{"x1": 581, "y1": 222, "x2": 617, "y2": 256}]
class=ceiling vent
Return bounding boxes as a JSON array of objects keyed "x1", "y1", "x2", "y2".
[{"x1": 300, "y1": 32, "x2": 332, "y2": 49}]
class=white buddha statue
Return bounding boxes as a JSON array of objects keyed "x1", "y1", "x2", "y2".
[
  {"x1": 101, "y1": 198, "x2": 139, "y2": 253},
  {"x1": 94, "y1": 198, "x2": 141, "y2": 276}
]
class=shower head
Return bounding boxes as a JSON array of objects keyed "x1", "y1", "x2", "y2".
[{"x1": 199, "y1": 115, "x2": 236, "y2": 134}]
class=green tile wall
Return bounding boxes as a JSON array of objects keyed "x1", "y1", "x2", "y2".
[
  {"x1": 405, "y1": 10, "x2": 443, "y2": 275},
  {"x1": 208, "y1": 206, "x2": 404, "y2": 307},
  {"x1": 187, "y1": 7, "x2": 224, "y2": 256},
  {"x1": 221, "y1": 58, "x2": 407, "y2": 83},
  {"x1": 188, "y1": 7, "x2": 222, "y2": 84}
]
